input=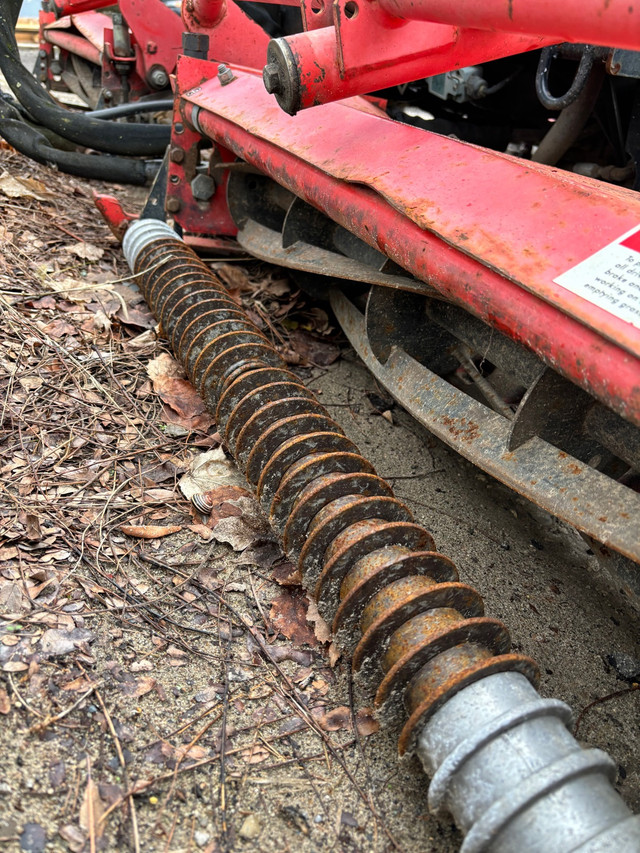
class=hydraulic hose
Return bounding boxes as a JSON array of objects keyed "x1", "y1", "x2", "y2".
[
  {"x1": 0, "y1": 3, "x2": 170, "y2": 156},
  {"x1": 88, "y1": 99, "x2": 174, "y2": 119},
  {"x1": 533, "y1": 63, "x2": 604, "y2": 166},
  {"x1": 0, "y1": 97, "x2": 149, "y2": 184}
]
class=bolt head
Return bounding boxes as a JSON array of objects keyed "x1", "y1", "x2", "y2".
[
  {"x1": 263, "y1": 63, "x2": 281, "y2": 95},
  {"x1": 191, "y1": 174, "x2": 216, "y2": 202},
  {"x1": 169, "y1": 147, "x2": 185, "y2": 164},
  {"x1": 150, "y1": 67, "x2": 169, "y2": 88},
  {"x1": 217, "y1": 64, "x2": 235, "y2": 86},
  {"x1": 166, "y1": 197, "x2": 181, "y2": 213}
]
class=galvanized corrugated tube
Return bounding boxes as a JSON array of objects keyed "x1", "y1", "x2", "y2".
[{"x1": 123, "y1": 219, "x2": 640, "y2": 852}]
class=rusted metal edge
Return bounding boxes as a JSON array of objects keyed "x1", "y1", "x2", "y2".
[
  {"x1": 237, "y1": 219, "x2": 439, "y2": 296},
  {"x1": 330, "y1": 288, "x2": 640, "y2": 576}
]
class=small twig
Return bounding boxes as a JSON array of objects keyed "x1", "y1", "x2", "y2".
[
  {"x1": 95, "y1": 690, "x2": 141, "y2": 853},
  {"x1": 574, "y1": 684, "x2": 640, "y2": 735},
  {"x1": 29, "y1": 684, "x2": 98, "y2": 735},
  {"x1": 7, "y1": 672, "x2": 45, "y2": 719}
]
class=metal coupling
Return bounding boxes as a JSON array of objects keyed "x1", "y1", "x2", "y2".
[{"x1": 122, "y1": 219, "x2": 640, "y2": 851}]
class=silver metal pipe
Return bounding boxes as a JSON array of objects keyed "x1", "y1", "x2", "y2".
[{"x1": 419, "y1": 672, "x2": 640, "y2": 851}]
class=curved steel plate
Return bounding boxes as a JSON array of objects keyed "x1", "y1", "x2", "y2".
[{"x1": 331, "y1": 289, "x2": 640, "y2": 574}]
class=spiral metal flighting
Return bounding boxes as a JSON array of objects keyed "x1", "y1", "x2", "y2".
[{"x1": 123, "y1": 220, "x2": 640, "y2": 851}]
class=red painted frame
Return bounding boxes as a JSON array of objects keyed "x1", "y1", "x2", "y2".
[
  {"x1": 41, "y1": 0, "x2": 183, "y2": 100},
  {"x1": 174, "y1": 66, "x2": 640, "y2": 428}
]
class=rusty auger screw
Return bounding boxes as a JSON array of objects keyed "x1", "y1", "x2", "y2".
[{"x1": 123, "y1": 220, "x2": 640, "y2": 852}]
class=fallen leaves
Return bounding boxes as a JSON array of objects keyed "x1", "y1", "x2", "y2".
[
  {"x1": 0, "y1": 687, "x2": 10, "y2": 714},
  {"x1": 79, "y1": 773, "x2": 106, "y2": 843},
  {"x1": 317, "y1": 706, "x2": 380, "y2": 737},
  {"x1": 66, "y1": 241, "x2": 104, "y2": 262},
  {"x1": 119, "y1": 524, "x2": 182, "y2": 539},
  {"x1": 0, "y1": 169, "x2": 53, "y2": 202},
  {"x1": 147, "y1": 353, "x2": 215, "y2": 432},
  {"x1": 180, "y1": 449, "x2": 275, "y2": 551},
  {"x1": 269, "y1": 590, "x2": 319, "y2": 647}
]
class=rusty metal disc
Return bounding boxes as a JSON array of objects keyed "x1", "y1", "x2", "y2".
[
  {"x1": 200, "y1": 342, "x2": 284, "y2": 403},
  {"x1": 216, "y1": 367, "x2": 304, "y2": 428},
  {"x1": 156, "y1": 278, "x2": 222, "y2": 324},
  {"x1": 284, "y1": 474, "x2": 395, "y2": 560},
  {"x1": 241, "y1": 413, "x2": 339, "y2": 483},
  {"x1": 397, "y1": 654, "x2": 540, "y2": 755},
  {"x1": 334, "y1": 549, "x2": 459, "y2": 633},
  {"x1": 298, "y1": 496, "x2": 414, "y2": 589},
  {"x1": 375, "y1": 615, "x2": 509, "y2": 708},
  {"x1": 177, "y1": 311, "x2": 250, "y2": 363},
  {"x1": 180, "y1": 317, "x2": 256, "y2": 371},
  {"x1": 315, "y1": 519, "x2": 436, "y2": 616},
  {"x1": 257, "y1": 433, "x2": 361, "y2": 515},
  {"x1": 172, "y1": 299, "x2": 246, "y2": 350},
  {"x1": 352, "y1": 578, "x2": 483, "y2": 670},
  {"x1": 191, "y1": 330, "x2": 270, "y2": 388},
  {"x1": 269, "y1": 452, "x2": 376, "y2": 530},
  {"x1": 151, "y1": 276, "x2": 209, "y2": 320},
  {"x1": 225, "y1": 384, "x2": 321, "y2": 452}
]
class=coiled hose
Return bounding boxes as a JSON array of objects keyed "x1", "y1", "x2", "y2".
[{"x1": 122, "y1": 218, "x2": 640, "y2": 852}]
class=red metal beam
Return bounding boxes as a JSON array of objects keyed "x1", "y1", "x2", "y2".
[
  {"x1": 376, "y1": 0, "x2": 640, "y2": 51},
  {"x1": 180, "y1": 69, "x2": 640, "y2": 426}
]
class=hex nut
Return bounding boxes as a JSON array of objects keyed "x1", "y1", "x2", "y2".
[
  {"x1": 149, "y1": 66, "x2": 169, "y2": 89},
  {"x1": 166, "y1": 197, "x2": 181, "y2": 213},
  {"x1": 191, "y1": 174, "x2": 216, "y2": 202}
]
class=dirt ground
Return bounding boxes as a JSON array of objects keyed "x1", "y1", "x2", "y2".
[{"x1": 0, "y1": 145, "x2": 639, "y2": 853}]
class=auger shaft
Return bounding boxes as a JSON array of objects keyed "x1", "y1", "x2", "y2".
[{"x1": 123, "y1": 219, "x2": 640, "y2": 852}]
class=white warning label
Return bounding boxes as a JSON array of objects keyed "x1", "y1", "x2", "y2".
[{"x1": 553, "y1": 225, "x2": 640, "y2": 330}]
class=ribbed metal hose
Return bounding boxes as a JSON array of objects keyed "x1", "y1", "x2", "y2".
[{"x1": 123, "y1": 219, "x2": 640, "y2": 852}]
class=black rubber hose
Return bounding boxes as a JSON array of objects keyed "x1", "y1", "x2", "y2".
[
  {"x1": 88, "y1": 99, "x2": 173, "y2": 118},
  {"x1": 0, "y1": 98, "x2": 149, "y2": 184},
  {"x1": 0, "y1": 5, "x2": 170, "y2": 155},
  {"x1": 536, "y1": 46, "x2": 596, "y2": 111},
  {"x1": 532, "y1": 63, "x2": 604, "y2": 166}
]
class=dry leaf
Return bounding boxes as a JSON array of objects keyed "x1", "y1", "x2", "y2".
[
  {"x1": 355, "y1": 708, "x2": 380, "y2": 737},
  {"x1": 120, "y1": 676, "x2": 156, "y2": 697},
  {"x1": 61, "y1": 675, "x2": 95, "y2": 692},
  {"x1": 40, "y1": 628, "x2": 95, "y2": 657},
  {"x1": 2, "y1": 661, "x2": 28, "y2": 672},
  {"x1": 0, "y1": 546, "x2": 19, "y2": 561},
  {"x1": 0, "y1": 170, "x2": 53, "y2": 201},
  {"x1": 174, "y1": 743, "x2": 208, "y2": 763},
  {"x1": 67, "y1": 241, "x2": 104, "y2": 261},
  {"x1": 146, "y1": 352, "x2": 185, "y2": 380},
  {"x1": 317, "y1": 706, "x2": 379, "y2": 737},
  {"x1": 0, "y1": 686, "x2": 11, "y2": 712},
  {"x1": 328, "y1": 641, "x2": 342, "y2": 668},
  {"x1": 269, "y1": 590, "x2": 318, "y2": 647},
  {"x1": 179, "y1": 448, "x2": 247, "y2": 499},
  {"x1": 241, "y1": 745, "x2": 270, "y2": 765},
  {"x1": 271, "y1": 561, "x2": 302, "y2": 586},
  {"x1": 306, "y1": 598, "x2": 331, "y2": 645},
  {"x1": 119, "y1": 524, "x2": 182, "y2": 539},
  {"x1": 59, "y1": 824, "x2": 86, "y2": 852},
  {"x1": 79, "y1": 776, "x2": 105, "y2": 840}
]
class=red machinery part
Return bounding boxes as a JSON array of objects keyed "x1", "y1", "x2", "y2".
[
  {"x1": 177, "y1": 66, "x2": 640, "y2": 428},
  {"x1": 375, "y1": 0, "x2": 640, "y2": 49}
]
